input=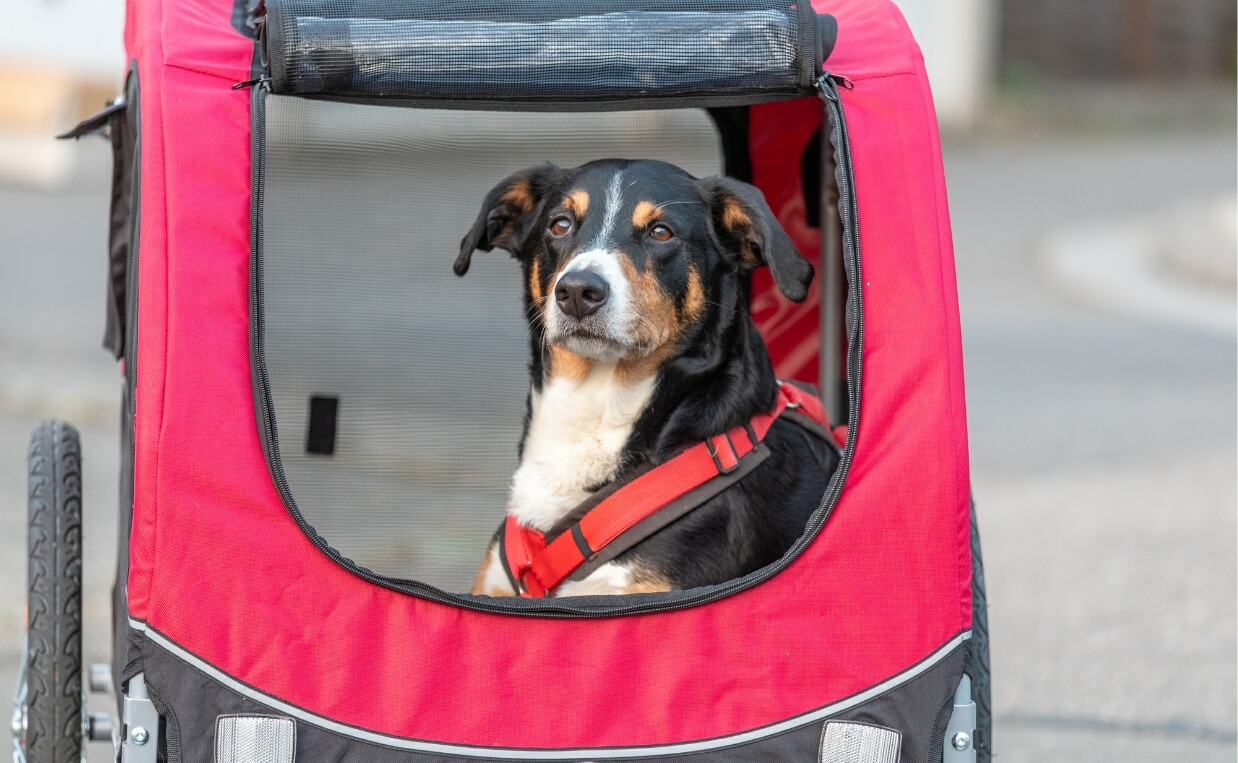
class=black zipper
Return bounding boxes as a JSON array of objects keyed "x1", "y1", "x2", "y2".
[{"x1": 248, "y1": 79, "x2": 864, "y2": 617}]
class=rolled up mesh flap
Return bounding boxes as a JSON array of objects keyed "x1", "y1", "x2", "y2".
[{"x1": 265, "y1": 0, "x2": 834, "y2": 106}]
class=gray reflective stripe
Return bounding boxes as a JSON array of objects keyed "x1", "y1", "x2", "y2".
[{"x1": 128, "y1": 617, "x2": 969, "y2": 760}]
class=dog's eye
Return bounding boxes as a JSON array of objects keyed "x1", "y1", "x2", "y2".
[
  {"x1": 549, "y1": 217, "x2": 573, "y2": 238},
  {"x1": 649, "y1": 224, "x2": 674, "y2": 242}
]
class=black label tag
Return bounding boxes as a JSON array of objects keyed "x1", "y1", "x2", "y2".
[{"x1": 306, "y1": 395, "x2": 338, "y2": 455}]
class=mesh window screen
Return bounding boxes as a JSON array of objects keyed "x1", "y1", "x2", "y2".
[
  {"x1": 265, "y1": 0, "x2": 824, "y2": 105},
  {"x1": 257, "y1": 95, "x2": 724, "y2": 590}
]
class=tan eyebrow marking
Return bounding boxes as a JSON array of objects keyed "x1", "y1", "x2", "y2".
[
  {"x1": 632, "y1": 200, "x2": 660, "y2": 229},
  {"x1": 564, "y1": 189, "x2": 589, "y2": 218}
]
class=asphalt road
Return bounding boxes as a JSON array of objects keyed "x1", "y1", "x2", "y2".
[
  {"x1": 945, "y1": 133, "x2": 1236, "y2": 760},
  {"x1": 0, "y1": 125, "x2": 1233, "y2": 761}
]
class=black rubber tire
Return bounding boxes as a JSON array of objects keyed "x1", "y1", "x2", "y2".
[
  {"x1": 970, "y1": 499, "x2": 992, "y2": 763},
  {"x1": 24, "y1": 421, "x2": 84, "y2": 763}
]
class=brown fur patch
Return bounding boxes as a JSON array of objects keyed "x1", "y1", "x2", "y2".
[
  {"x1": 500, "y1": 177, "x2": 536, "y2": 215},
  {"x1": 683, "y1": 266, "x2": 705, "y2": 323},
  {"x1": 720, "y1": 198, "x2": 751, "y2": 230},
  {"x1": 471, "y1": 541, "x2": 516, "y2": 596},
  {"x1": 550, "y1": 345, "x2": 592, "y2": 382},
  {"x1": 622, "y1": 579, "x2": 673, "y2": 594},
  {"x1": 565, "y1": 189, "x2": 589, "y2": 218},
  {"x1": 631, "y1": 200, "x2": 660, "y2": 229},
  {"x1": 721, "y1": 198, "x2": 760, "y2": 265},
  {"x1": 617, "y1": 346, "x2": 675, "y2": 387},
  {"x1": 529, "y1": 258, "x2": 543, "y2": 303},
  {"x1": 622, "y1": 566, "x2": 674, "y2": 594},
  {"x1": 615, "y1": 253, "x2": 679, "y2": 386}
]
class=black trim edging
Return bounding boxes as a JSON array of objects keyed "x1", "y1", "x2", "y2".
[{"x1": 246, "y1": 83, "x2": 864, "y2": 618}]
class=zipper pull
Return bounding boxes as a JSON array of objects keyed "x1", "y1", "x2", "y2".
[
  {"x1": 815, "y1": 71, "x2": 854, "y2": 102},
  {"x1": 232, "y1": 75, "x2": 271, "y2": 91}
]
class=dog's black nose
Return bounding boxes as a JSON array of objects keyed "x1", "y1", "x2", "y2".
[{"x1": 555, "y1": 271, "x2": 609, "y2": 319}]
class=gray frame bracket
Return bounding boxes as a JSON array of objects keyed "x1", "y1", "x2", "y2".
[
  {"x1": 120, "y1": 674, "x2": 159, "y2": 763},
  {"x1": 943, "y1": 674, "x2": 977, "y2": 762}
]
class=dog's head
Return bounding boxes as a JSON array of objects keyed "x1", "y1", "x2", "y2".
[{"x1": 456, "y1": 159, "x2": 813, "y2": 379}]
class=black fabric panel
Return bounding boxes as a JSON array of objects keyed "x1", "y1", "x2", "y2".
[
  {"x1": 831, "y1": 644, "x2": 966, "y2": 763},
  {"x1": 969, "y1": 498, "x2": 992, "y2": 762},
  {"x1": 264, "y1": 0, "x2": 830, "y2": 107},
  {"x1": 113, "y1": 373, "x2": 133, "y2": 710},
  {"x1": 134, "y1": 629, "x2": 964, "y2": 763},
  {"x1": 113, "y1": 62, "x2": 140, "y2": 712},
  {"x1": 816, "y1": 12, "x2": 838, "y2": 64},
  {"x1": 801, "y1": 127, "x2": 823, "y2": 229},
  {"x1": 708, "y1": 107, "x2": 751, "y2": 183},
  {"x1": 90, "y1": 90, "x2": 136, "y2": 360}
]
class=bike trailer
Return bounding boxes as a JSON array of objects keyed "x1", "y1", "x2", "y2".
[{"x1": 19, "y1": 1, "x2": 989, "y2": 761}]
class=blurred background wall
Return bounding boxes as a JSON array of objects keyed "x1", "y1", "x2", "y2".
[
  {"x1": 897, "y1": 0, "x2": 995, "y2": 129},
  {"x1": 1000, "y1": 0, "x2": 1236, "y2": 81},
  {"x1": 897, "y1": 0, "x2": 1237, "y2": 128},
  {"x1": 0, "y1": 0, "x2": 124, "y2": 186}
]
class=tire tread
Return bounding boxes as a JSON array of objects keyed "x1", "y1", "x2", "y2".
[{"x1": 25, "y1": 421, "x2": 83, "y2": 762}]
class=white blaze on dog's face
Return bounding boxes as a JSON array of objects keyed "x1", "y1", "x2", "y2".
[{"x1": 545, "y1": 170, "x2": 638, "y2": 361}]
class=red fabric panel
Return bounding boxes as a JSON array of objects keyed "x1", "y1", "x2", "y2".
[
  {"x1": 751, "y1": 0, "x2": 929, "y2": 383},
  {"x1": 749, "y1": 96, "x2": 824, "y2": 384},
  {"x1": 126, "y1": 0, "x2": 970, "y2": 750}
]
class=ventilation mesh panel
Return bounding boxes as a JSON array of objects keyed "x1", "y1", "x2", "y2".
[
  {"x1": 266, "y1": 0, "x2": 815, "y2": 103},
  {"x1": 259, "y1": 96, "x2": 723, "y2": 590}
]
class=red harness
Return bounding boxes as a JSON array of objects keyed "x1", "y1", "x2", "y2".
[{"x1": 501, "y1": 382, "x2": 840, "y2": 597}]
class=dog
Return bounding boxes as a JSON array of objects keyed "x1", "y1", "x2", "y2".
[{"x1": 455, "y1": 159, "x2": 840, "y2": 597}]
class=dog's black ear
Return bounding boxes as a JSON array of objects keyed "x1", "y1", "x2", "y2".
[
  {"x1": 455, "y1": 164, "x2": 558, "y2": 276},
  {"x1": 700, "y1": 175, "x2": 815, "y2": 303}
]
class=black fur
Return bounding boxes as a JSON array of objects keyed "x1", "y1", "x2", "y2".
[{"x1": 459, "y1": 159, "x2": 838, "y2": 590}]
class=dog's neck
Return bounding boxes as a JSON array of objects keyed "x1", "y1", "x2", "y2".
[
  {"x1": 630, "y1": 316, "x2": 778, "y2": 460},
  {"x1": 508, "y1": 307, "x2": 776, "y2": 533},
  {"x1": 508, "y1": 360, "x2": 656, "y2": 532}
]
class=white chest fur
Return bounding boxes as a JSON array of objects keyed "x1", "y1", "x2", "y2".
[{"x1": 508, "y1": 364, "x2": 655, "y2": 532}]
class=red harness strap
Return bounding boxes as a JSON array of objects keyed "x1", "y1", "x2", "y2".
[{"x1": 502, "y1": 382, "x2": 832, "y2": 597}]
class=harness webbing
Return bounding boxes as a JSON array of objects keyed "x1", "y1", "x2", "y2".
[{"x1": 500, "y1": 382, "x2": 834, "y2": 597}]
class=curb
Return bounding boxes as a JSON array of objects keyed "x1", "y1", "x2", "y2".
[{"x1": 1042, "y1": 203, "x2": 1236, "y2": 337}]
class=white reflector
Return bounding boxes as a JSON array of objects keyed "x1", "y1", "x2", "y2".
[{"x1": 216, "y1": 715, "x2": 296, "y2": 763}]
